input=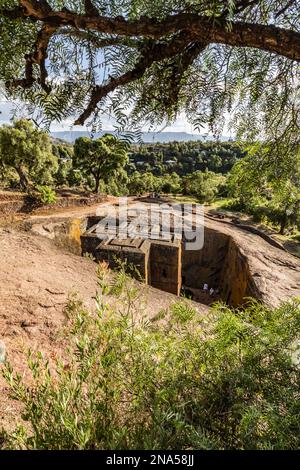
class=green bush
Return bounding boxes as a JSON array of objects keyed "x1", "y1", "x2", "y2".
[
  {"x1": 183, "y1": 171, "x2": 226, "y2": 204},
  {"x1": 1, "y1": 266, "x2": 299, "y2": 450},
  {"x1": 34, "y1": 185, "x2": 57, "y2": 205}
]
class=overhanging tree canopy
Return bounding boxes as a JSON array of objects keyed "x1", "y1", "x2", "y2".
[{"x1": 0, "y1": 1, "x2": 299, "y2": 138}]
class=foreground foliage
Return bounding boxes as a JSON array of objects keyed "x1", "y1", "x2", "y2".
[{"x1": 1, "y1": 267, "x2": 300, "y2": 450}]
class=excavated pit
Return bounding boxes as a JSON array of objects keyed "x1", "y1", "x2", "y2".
[
  {"x1": 22, "y1": 198, "x2": 300, "y2": 309},
  {"x1": 81, "y1": 215, "x2": 259, "y2": 307},
  {"x1": 181, "y1": 227, "x2": 259, "y2": 306}
]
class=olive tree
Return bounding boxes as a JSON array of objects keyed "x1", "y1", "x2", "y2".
[
  {"x1": 73, "y1": 133, "x2": 128, "y2": 193},
  {"x1": 0, "y1": 119, "x2": 58, "y2": 189}
]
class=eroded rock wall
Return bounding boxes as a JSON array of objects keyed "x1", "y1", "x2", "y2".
[
  {"x1": 220, "y1": 237, "x2": 260, "y2": 306},
  {"x1": 182, "y1": 227, "x2": 260, "y2": 306}
]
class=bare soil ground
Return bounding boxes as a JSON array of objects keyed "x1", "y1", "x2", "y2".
[{"x1": 0, "y1": 189, "x2": 110, "y2": 216}]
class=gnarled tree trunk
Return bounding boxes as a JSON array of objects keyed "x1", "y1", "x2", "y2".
[{"x1": 16, "y1": 165, "x2": 29, "y2": 190}]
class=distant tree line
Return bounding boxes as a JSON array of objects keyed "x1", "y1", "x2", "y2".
[
  {"x1": 0, "y1": 120, "x2": 234, "y2": 204},
  {"x1": 0, "y1": 120, "x2": 299, "y2": 235},
  {"x1": 127, "y1": 141, "x2": 245, "y2": 176}
]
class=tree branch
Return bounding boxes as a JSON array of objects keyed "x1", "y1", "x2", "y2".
[
  {"x1": 194, "y1": 21, "x2": 300, "y2": 62},
  {"x1": 84, "y1": 0, "x2": 99, "y2": 17},
  {"x1": 275, "y1": 0, "x2": 297, "y2": 18},
  {"x1": 57, "y1": 28, "x2": 141, "y2": 49},
  {"x1": 75, "y1": 33, "x2": 207, "y2": 125},
  {"x1": 19, "y1": 0, "x2": 52, "y2": 18},
  {"x1": 2, "y1": 1, "x2": 299, "y2": 125},
  {"x1": 220, "y1": 0, "x2": 259, "y2": 19},
  {"x1": 3, "y1": 5, "x2": 300, "y2": 62},
  {"x1": 8, "y1": 23, "x2": 57, "y2": 93},
  {"x1": 0, "y1": 6, "x2": 26, "y2": 19},
  {"x1": 164, "y1": 41, "x2": 207, "y2": 108},
  {"x1": 234, "y1": 0, "x2": 260, "y2": 14}
]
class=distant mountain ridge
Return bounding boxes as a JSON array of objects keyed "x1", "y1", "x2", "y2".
[{"x1": 51, "y1": 130, "x2": 231, "y2": 144}]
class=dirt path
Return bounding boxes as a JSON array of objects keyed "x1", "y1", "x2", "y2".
[{"x1": 28, "y1": 197, "x2": 119, "y2": 220}]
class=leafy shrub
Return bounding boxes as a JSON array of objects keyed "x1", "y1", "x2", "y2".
[
  {"x1": 183, "y1": 171, "x2": 226, "y2": 203},
  {"x1": 1, "y1": 267, "x2": 299, "y2": 450},
  {"x1": 34, "y1": 185, "x2": 57, "y2": 205}
]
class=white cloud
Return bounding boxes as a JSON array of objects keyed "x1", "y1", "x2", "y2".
[
  {"x1": 0, "y1": 100, "x2": 195, "y2": 133},
  {"x1": 0, "y1": 99, "x2": 234, "y2": 137},
  {"x1": 162, "y1": 113, "x2": 201, "y2": 134}
]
